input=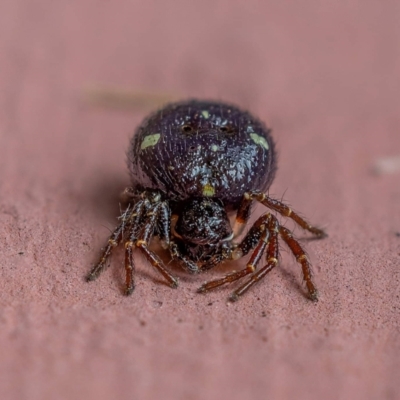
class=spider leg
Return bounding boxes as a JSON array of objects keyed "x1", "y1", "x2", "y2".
[
  {"x1": 132, "y1": 202, "x2": 179, "y2": 290},
  {"x1": 197, "y1": 252, "x2": 226, "y2": 272},
  {"x1": 123, "y1": 200, "x2": 149, "y2": 295},
  {"x1": 278, "y1": 225, "x2": 318, "y2": 301},
  {"x1": 229, "y1": 215, "x2": 280, "y2": 301},
  {"x1": 197, "y1": 213, "x2": 275, "y2": 293},
  {"x1": 156, "y1": 201, "x2": 171, "y2": 249},
  {"x1": 168, "y1": 241, "x2": 200, "y2": 273},
  {"x1": 232, "y1": 193, "x2": 252, "y2": 239},
  {"x1": 236, "y1": 191, "x2": 327, "y2": 238},
  {"x1": 88, "y1": 191, "x2": 178, "y2": 294},
  {"x1": 86, "y1": 204, "x2": 136, "y2": 282}
]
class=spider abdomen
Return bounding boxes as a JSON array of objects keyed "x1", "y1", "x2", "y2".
[{"x1": 128, "y1": 100, "x2": 277, "y2": 206}]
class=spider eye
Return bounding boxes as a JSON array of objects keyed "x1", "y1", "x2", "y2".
[{"x1": 181, "y1": 124, "x2": 194, "y2": 133}]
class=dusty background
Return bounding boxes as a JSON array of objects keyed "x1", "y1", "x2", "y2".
[{"x1": 1, "y1": 1, "x2": 400, "y2": 399}]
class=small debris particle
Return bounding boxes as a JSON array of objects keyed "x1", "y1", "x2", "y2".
[{"x1": 371, "y1": 155, "x2": 400, "y2": 175}]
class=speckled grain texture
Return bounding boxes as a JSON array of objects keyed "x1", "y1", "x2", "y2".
[{"x1": 1, "y1": 1, "x2": 400, "y2": 399}]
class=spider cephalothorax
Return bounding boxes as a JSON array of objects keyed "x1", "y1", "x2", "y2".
[
  {"x1": 174, "y1": 198, "x2": 232, "y2": 246},
  {"x1": 87, "y1": 100, "x2": 326, "y2": 301}
]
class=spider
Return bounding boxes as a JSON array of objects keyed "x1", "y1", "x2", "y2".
[{"x1": 87, "y1": 100, "x2": 327, "y2": 301}]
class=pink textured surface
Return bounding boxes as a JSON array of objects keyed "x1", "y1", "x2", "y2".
[{"x1": 1, "y1": 1, "x2": 400, "y2": 399}]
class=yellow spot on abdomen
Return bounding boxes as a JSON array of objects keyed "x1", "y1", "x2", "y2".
[
  {"x1": 202, "y1": 183, "x2": 215, "y2": 197},
  {"x1": 140, "y1": 133, "x2": 161, "y2": 150},
  {"x1": 201, "y1": 110, "x2": 210, "y2": 119},
  {"x1": 210, "y1": 144, "x2": 218, "y2": 152},
  {"x1": 250, "y1": 133, "x2": 269, "y2": 150}
]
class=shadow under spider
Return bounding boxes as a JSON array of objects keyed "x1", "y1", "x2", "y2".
[{"x1": 278, "y1": 265, "x2": 310, "y2": 301}]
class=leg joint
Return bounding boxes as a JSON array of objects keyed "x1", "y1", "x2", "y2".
[
  {"x1": 124, "y1": 240, "x2": 134, "y2": 249},
  {"x1": 268, "y1": 257, "x2": 278, "y2": 265},
  {"x1": 247, "y1": 264, "x2": 256, "y2": 273},
  {"x1": 284, "y1": 207, "x2": 292, "y2": 217},
  {"x1": 256, "y1": 193, "x2": 266, "y2": 201},
  {"x1": 108, "y1": 239, "x2": 118, "y2": 247},
  {"x1": 297, "y1": 254, "x2": 308, "y2": 262}
]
